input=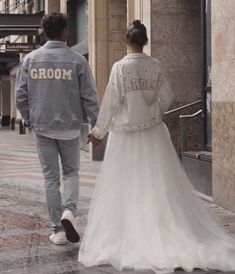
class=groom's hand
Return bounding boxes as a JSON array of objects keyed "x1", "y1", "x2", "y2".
[{"x1": 87, "y1": 134, "x2": 102, "y2": 147}]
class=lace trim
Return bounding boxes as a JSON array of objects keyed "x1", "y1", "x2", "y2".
[{"x1": 111, "y1": 118, "x2": 162, "y2": 132}]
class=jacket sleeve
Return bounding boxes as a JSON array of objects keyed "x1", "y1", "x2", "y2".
[
  {"x1": 91, "y1": 62, "x2": 122, "y2": 139},
  {"x1": 157, "y1": 65, "x2": 174, "y2": 115},
  {"x1": 79, "y1": 60, "x2": 99, "y2": 128},
  {"x1": 16, "y1": 63, "x2": 30, "y2": 125}
]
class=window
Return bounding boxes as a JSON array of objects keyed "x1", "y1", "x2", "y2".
[
  {"x1": 76, "y1": 0, "x2": 88, "y2": 43},
  {"x1": 37, "y1": 0, "x2": 45, "y2": 12},
  {"x1": 67, "y1": 0, "x2": 88, "y2": 46}
]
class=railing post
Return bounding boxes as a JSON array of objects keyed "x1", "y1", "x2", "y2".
[
  {"x1": 19, "y1": 119, "x2": 25, "y2": 134},
  {"x1": 180, "y1": 117, "x2": 187, "y2": 156},
  {"x1": 11, "y1": 117, "x2": 15, "y2": 130},
  {"x1": 179, "y1": 109, "x2": 203, "y2": 157}
]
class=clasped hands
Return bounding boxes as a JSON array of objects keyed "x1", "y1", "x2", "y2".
[{"x1": 87, "y1": 134, "x2": 103, "y2": 147}]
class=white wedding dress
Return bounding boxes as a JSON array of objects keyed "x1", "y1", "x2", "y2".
[
  {"x1": 79, "y1": 122, "x2": 235, "y2": 273},
  {"x1": 79, "y1": 53, "x2": 235, "y2": 273}
]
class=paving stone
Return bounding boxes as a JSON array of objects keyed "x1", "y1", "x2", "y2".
[{"x1": 0, "y1": 130, "x2": 235, "y2": 274}]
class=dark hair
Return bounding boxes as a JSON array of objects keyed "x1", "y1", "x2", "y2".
[
  {"x1": 126, "y1": 20, "x2": 148, "y2": 49},
  {"x1": 41, "y1": 12, "x2": 68, "y2": 40}
]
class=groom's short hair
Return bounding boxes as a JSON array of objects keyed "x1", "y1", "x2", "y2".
[{"x1": 41, "y1": 12, "x2": 68, "y2": 40}]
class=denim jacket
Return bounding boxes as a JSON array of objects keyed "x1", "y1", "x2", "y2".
[
  {"x1": 92, "y1": 53, "x2": 174, "y2": 139},
  {"x1": 16, "y1": 41, "x2": 99, "y2": 131}
]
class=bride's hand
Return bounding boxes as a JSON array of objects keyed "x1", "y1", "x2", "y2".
[{"x1": 87, "y1": 134, "x2": 102, "y2": 147}]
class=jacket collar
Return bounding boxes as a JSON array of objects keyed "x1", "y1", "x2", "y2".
[
  {"x1": 43, "y1": 41, "x2": 68, "y2": 49},
  {"x1": 124, "y1": 53, "x2": 147, "y2": 59}
]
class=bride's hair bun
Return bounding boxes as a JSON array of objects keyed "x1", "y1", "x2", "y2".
[
  {"x1": 126, "y1": 19, "x2": 148, "y2": 49},
  {"x1": 132, "y1": 20, "x2": 142, "y2": 29}
]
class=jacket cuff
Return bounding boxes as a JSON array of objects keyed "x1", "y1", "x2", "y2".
[{"x1": 91, "y1": 126, "x2": 103, "y2": 139}]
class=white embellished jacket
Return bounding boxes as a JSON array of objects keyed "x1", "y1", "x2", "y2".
[{"x1": 91, "y1": 53, "x2": 174, "y2": 139}]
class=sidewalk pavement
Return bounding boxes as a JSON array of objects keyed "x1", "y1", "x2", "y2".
[{"x1": 0, "y1": 129, "x2": 235, "y2": 274}]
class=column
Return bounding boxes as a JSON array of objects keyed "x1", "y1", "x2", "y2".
[
  {"x1": 0, "y1": 80, "x2": 2, "y2": 118},
  {"x1": 89, "y1": 0, "x2": 127, "y2": 102},
  {"x1": 60, "y1": 0, "x2": 67, "y2": 13},
  {"x1": 212, "y1": 0, "x2": 235, "y2": 210},
  {"x1": 10, "y1": 75, "x2": 16, "y2": 129},
  {"x1": 89, "y1": 0, "x2": 109, "y2": 102},
  {"x1": 1, "y1": 78, "x2": 11, "y2": 127},
  {"x1": 108, "y1": 0, "x2": 127, "y2": 75},
  {"x1": 88, "y1": 0, "x2": 127, "y2": 160},
  {"x1": 127, "y1": 0, "x2": 151, "y2": 62}
]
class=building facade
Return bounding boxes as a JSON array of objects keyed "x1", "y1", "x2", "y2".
[
  {"x1": 64, "y1": 0, "x2": 235, "y2": 211},
  {"x1": 0, "y1": 0, "x2": 234, "y2": 211},
  {"x1": 0, "y1": 0, "x2": 45, "y2": 129}
]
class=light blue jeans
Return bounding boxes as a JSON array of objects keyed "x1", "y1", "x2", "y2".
[{"x1": 36, "y1": 135, "x2": 80, "y2": 232}]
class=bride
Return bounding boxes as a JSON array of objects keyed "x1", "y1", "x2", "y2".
[{"x1": 78, "y1": 20, "x2": 235, "y2": 273}]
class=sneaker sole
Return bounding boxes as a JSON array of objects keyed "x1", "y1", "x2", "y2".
[
  {"x1": 61, "y1": 219, "x2": 80, "y2": 243},
  {"x1": 49, "y1": 239, "x2": 68, "y2": 245}
]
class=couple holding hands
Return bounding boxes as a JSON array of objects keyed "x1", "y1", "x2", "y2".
[{"x1": 16, "y1": 12, "x2": 235, "y2": 274}]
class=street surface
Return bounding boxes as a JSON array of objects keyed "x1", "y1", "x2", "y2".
[{"x1": 0, "y1": 129, "x2": 235, "y2": 274}]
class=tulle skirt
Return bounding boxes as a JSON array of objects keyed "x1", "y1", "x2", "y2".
[{"x1": 78, "y1": 122, "x2": 235, "y2": 273}]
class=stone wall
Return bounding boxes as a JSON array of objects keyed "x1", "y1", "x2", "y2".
[
  {"x1": 45, "y1": 0, "x2": 60, "y2": 13},
  {"x1": 150, "y1": 0, "x2": 202, "y2": 153},
  {"x1": 164, "y1": 103, "x2": 203, "y2": 155},
  {"x1": 212, "y1": 0, "x2": 235, "y2": 210},
  {"x1": 88, "y1": 0, "x2": 203, "y2": 157}
]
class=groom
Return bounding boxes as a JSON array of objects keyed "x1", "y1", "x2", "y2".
[{"x1": 16, "y1": 12, "x2": 99, "y2": 245}]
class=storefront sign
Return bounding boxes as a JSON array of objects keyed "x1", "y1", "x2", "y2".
[{"x1": 5, "y1": 43, "x2": 37, "y2": 52}]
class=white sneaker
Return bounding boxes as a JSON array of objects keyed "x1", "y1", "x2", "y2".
[
  {"x1": 49, "y1": 231, "x2": 68, "y2": 245},
  {"x1": 61, "y1": 210, "x2": 80, "y2": 243}
]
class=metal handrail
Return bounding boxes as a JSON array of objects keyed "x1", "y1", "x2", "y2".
[
  {"x1": 13, "y1": 100, "x2": 203, "y2": 135},
  {"x1": 164, "y1": 99, "x2": 202, "y2": 116},
  {"x1": 180, "y1": 109, "x2": 203, "y2": 119}
]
